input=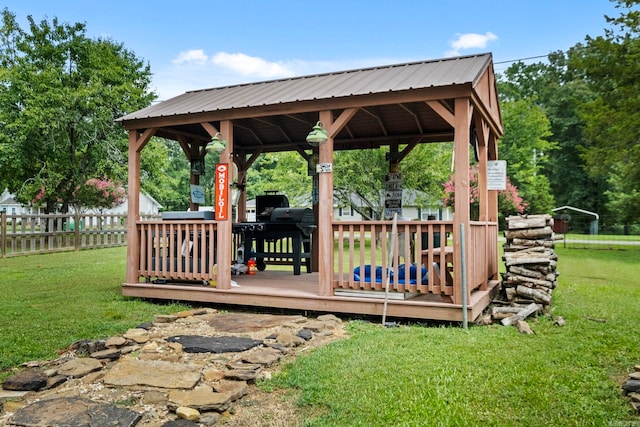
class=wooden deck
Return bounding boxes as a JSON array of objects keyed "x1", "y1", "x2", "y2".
[{"x1": 122, "y1": 270, "x2": 500, "y2": 322}]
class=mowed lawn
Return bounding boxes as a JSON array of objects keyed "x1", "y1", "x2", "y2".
[
  {"x1": 269, "y1": 247, "x2": 640, "y2": 426},
  {"x1": 1, "y1": 246, "x2": 639, "y2": 425},
  {"x1": 0, "y1": 247, "x2": 190, "y2": 374}
]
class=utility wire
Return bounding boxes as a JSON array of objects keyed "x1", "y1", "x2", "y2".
[{"x1": 494, "y1": 54, "x2": 554, "y2": 65}]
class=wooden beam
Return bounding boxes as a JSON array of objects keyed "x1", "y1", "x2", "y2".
[
  {"x1": 360, "y1": 107, "x2": 388, "y2": 136},
  {"x1": 201, "y1": 122, "x2": 219, "y2": 139},
  {"x1": 328, "y1": 108, "x2": 358, "y2": 139},
  {"x1": 426, "y1": 100, "x2": 455, "y2": 127},
  {"x1": 399, "y1": 103, "x2": 424, "y2": 134}
]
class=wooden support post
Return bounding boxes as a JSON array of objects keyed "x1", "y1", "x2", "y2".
[
  {"x1": 216, "y1": 120, "x2": 234, "y2": 290},
  {"x1": 126, "y1": 128, "x2": 155, "y2": 284},
  {"x1": 317, "y1": 110, "x2": 334, "y2": 296},
  {"x1": 452, "y1": 98, "x2": 471, "y2": 305}
]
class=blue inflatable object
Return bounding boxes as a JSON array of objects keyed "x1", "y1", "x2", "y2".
[
  {"x1": 353, "y1": 265, "x2": 389, "y2": 283},
  {"x1": 353, "y1": 263, "x2": 427, "y2": 285}
]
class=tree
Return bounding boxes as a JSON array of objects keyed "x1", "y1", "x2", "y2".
[
  {"x1": 246, "y1": 152, "x2": 312, "y2": 204},
  {"x1": 569, "y1": 0, "x2": 640, "y2": 225},
  {"x1": 332, "y1": 144, "x2": 453, "y2": 220},
  {"x1": 442, "y1": 166, "x2": 526, "y2": 222},
  {"x1": 0, "y1": 9, "x2": 154, "y2": 213},
  {"x1": 70, "y1": 177, "x2": 125, "y2": 212},
  {"x1": 497, "y1": 97, "x2": 556, "y2": 214},
  {"x1": 498, "y1": 51, "x2": 610, "y2": 222},
  {"x1": 139, "y1": 138, "x2": 191, "y2": 211}
]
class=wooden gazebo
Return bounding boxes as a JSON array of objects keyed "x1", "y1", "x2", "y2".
[{"x1": 117, "y1": 53, "x2": 502, "y2": 322}]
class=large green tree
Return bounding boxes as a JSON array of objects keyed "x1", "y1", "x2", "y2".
[
  {"x1": 570, "y1": 0, "x2": 640, "y2": 226},
  {"x1": 0, "y1": 9, "x2": 154, "y2": 212},
  {"x1": 497, "y1": 50, "x2": 610, "y2": 218},
  {"x1": 497, "y1": 97, "x2": 556, "y2": 214}
]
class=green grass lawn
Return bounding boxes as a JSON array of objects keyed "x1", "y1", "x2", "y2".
[
  {"x1": 268, "y1": 246, "x2": 640, "y2": 426},
  {"x1": 1, "y1": 246, "x2": 639, "y2": 425},
  {"x1": 0, "y1": 247, "x2": 190, "y2": 375}
]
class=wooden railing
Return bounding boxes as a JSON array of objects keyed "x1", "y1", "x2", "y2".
[
  {"x1": 1, "y1": 212, "x2": 127, "y2": 257},
  {"x1": 332, "y1": 221, "x2": 455, "y2": 295},
  {"x1": 332, "y1": 220, "x2": 499, "y2": 299},
  {"x1": 469, "y1": 221, "x2": 499, "y2": 291},
  {"x1": 136, "y1": 220, "x2": 218, "y2": 283}
]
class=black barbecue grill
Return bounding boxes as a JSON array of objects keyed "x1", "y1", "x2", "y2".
[{"x1": 233, "y1": 193, "x2": 315, "y2": 275}]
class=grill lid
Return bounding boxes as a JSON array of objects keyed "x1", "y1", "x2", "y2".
[{"x1": 270, "y1": 207, "x2": 314, "y2": 224}]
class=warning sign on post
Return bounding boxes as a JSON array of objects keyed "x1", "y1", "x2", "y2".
[
  {"x1": 215, "y1": 163, "x2": 229, "y2": 220},
  {"x1": 487, "y1": 160, "x2": 507, "y2": 191},
  {"x1": 384, "y1": 172, "x2": 403, "y2": 219}
]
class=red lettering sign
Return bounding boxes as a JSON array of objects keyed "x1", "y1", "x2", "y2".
[{"x1": 215, "y1": 163, "x2": 229, "y2": 221}]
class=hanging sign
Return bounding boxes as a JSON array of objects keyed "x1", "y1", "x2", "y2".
[
  {"x1": 487, "y1": 160, "x2": 507, "y2": 190},
  {"x1": 384, "y1": 172, "x2": 403, "y2": 219},
  {"x1": 215, "y1": 163, "x2": 229, "y2": 220},
  {"x1": 190, "y1": 184, "x2": 205, "y2": 205}
]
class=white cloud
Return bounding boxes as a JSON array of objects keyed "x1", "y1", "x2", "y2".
[
  {"x1": 211, "y1": 52, "x2": 297, "y2": 79},
  {"x1": 446, "y1": 32, "x2": 498, "y2": 57},
  {"x1": 172, "y1": 49, "x2": 209, "y2": 65},
  {"x1": 153, "y1": 52, "x2": 412, "y2": 101}
]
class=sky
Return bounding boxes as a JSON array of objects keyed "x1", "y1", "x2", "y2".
[{"x1": 3, "y1": 1, "x2": 624, "y2": 101}]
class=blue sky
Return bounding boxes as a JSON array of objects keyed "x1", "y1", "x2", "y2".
[{"x1": 3, "y1": 1, "x2": 623, "y2": 101}]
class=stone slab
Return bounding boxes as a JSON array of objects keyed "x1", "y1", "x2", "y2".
[
  {"x1": 169, "y1": 385, "x2": 232, "y2": 412},
  {"x1": 166, "y1": 335, "x2": 263, "y2": 354},
  {"x1": 2, "y1": 370, "x2": 47, "y2": 391},
  {"x1": 57, "y1": 357, "x2": 103, "y2": 378},
  {"x1": 206, "y1": 312, "x2": 306, "y2": 333},
  {"x1": 9, "y1": 396, "x2": 141, "y2": 427},
  {"x1": 103, "y1": 359, "x2": 201, "y2": 389}
]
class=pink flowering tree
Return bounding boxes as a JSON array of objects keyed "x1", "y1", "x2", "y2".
[
  {"x1": 72, "y1": 178, "x2": 126, "y2": 212},
  {"x1": 443, "y1": 166, "x2": 526, "y2": 221}
]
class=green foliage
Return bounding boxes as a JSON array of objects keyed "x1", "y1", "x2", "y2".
[
  {"x1": 569, "y1": 0, "x2": 640, "y2": 224},
  {"x1": 0, "y1": 9, "x2": 155, "y2": 213},
  {"x1": 333, "y1": 144, "x2": 453, "y2": 220},
  {"x1": 139, "y1": 138, "x2": 191, "y2": 211},
  {"x1": 497, "y1": 52, "x2": 608, "y2": 218},
  {"x1": 333, "y1": 149, "x2": 388, "y2": 219},
  {"x1": 246, "y1": 152, "x2": 312, "y2": 204},
  {"x1": 270, "y1": 247, "x2": 640, "y2": 426},
  {"x1": 498, "y1": 97, "x2": 556, "y2": 214}
]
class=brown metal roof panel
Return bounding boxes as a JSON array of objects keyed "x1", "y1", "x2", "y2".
[{"x1": 117, "y1": 53, "x2": 492, "y2": 122}]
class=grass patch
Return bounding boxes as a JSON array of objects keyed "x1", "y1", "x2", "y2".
[
  {"x1": 269, "y1": 246, "x2": 640, "y2": 426},
  {"x1": 0, "y1": 247, "x2": 190, "y2": 377},
  {"x1": 1, "y1": 246, "x2": 639, "y2": 425}
]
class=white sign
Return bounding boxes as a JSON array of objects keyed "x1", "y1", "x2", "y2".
[
  {"x1": 487, "y1": 160, "x2": 507, "y2": 190},
  {"x1": 316, "y1": 163, "x2": 333, "y2": 173}
]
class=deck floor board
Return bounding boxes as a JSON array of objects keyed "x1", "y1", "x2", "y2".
[{"x1": 124, "y1": 270, "x2": 499, "y2": 322}]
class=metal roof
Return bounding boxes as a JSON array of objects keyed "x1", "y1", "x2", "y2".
[{"x1": 118, "y1": 53, "x2": 492, "y2": 123}]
